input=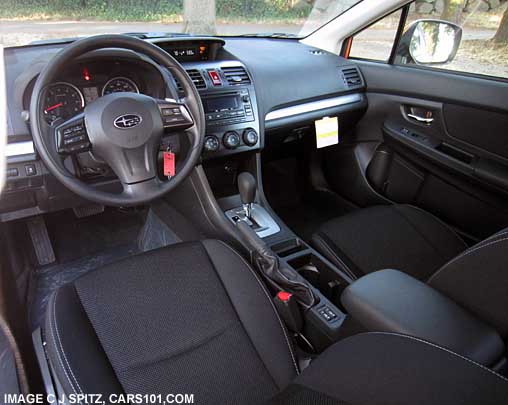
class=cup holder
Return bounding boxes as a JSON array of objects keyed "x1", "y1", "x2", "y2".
[
  {"x1": 288, "y1": 253, "x2": 348, "y2": 305},
  {"x1": 271, "y1": 238, "x2": 308, "y2": 258}
]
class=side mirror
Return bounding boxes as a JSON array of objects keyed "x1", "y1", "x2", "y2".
[{"x1": 395, "y1": 19, "x2": 462, "y2": 66}]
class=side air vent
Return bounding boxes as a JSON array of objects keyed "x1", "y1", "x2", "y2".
[
  {"x1": 175, "y1": 78, "x2": 184, "y2": 93},
  {"x1": 186, "y1": 69, "x2": 206, "y2": 89},
  {"x1": 341, "y1": 66, "x2": 363, "y2": 88},
  {"x1": 173, "y1": 69, "x2": 206, "y2": 92},
  {"x1": 222, "y1": 66, "x2": 251, "y2": 85}
]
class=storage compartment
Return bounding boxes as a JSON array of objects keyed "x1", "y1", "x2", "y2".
[
  {"x1": 287, "y1": 253, "x2": 348, "y2": 305},
  {"x1": 366, "y1": 146, "x2": 424, "y2": 203},
  {"x1": 271, "y1": 238, "x2": 308, "y2": 258},
  {"x1": 342, "y1": 269, "x2": 505, "y2": 366},
  {"x1": 436, "y1": 143, "x2": 474, "y2": 165}
]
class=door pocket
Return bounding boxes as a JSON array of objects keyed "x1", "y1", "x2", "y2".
[{"x1": 367, "y1": 145, "x2": 424, "y2": 203}]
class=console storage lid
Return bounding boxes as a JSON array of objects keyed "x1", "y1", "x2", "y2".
[{"x1": 341, "y1": 269, "x2": 504, "y2": 366}]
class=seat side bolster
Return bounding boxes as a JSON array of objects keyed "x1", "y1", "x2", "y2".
[
  {"x1": 428, "y1": 236, "x2": 508, "y2": 337},
  {"x1": 44, "y1": 284, "x2": 124, "y2": 398},
  {"x1": 202, "y1": 239, "x2": 298, "y2": 389}
]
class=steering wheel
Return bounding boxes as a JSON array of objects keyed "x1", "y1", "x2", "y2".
[{"x1": 29, "y1": 35, "x2": 205, "y2": 207}]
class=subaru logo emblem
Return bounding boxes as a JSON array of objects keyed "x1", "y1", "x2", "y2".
[{"x1": 114, "y1": 114, "x2": 142, "y2": 129}]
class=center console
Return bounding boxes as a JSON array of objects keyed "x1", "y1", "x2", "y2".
[
  {"x1": 211, "y1": 166, "x2": 356, "y2": 353},
  {"x1": 171, "y1": 61, "x2": 261, "y2": 159},
  {"x1": 181, "y1": 55, "x2": 357, "y2": 354}
]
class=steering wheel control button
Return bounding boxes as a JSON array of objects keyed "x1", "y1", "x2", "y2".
[
  {"x1": 242, "y1": 128, "x2": 258, "y2": 146},
  {"x1": 204, "y1": 136, "x2": 220, "y2": 152},
  {"x1": 56, "y1": 119, "x2": 91, "y2": 154},
  {"x1": 223, "y1": 131, "x2": 240, "y2": 149},
  {"x1": 158, "y1": 102, "x2": 194, "y2": 130}
]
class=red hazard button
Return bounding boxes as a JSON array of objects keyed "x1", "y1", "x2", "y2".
[{"x1": 208, "y1": 70, "x2": 222, "y2": 86}]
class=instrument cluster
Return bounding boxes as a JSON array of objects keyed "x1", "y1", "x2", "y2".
[{"x1": 25, "y1": 58, "x2": 166, "y2": 125}]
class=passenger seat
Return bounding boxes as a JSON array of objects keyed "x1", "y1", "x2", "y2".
[{"x1": 312, "y1": 204, "x2": 508, "y2": 338}]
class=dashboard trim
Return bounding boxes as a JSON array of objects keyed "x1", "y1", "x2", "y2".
[
  {"x1": 6, "y1": 141, "x2": 35, "y2": 157},
  {"x1": 265, "y1": 93, "x2": 363, "y2": 121}
]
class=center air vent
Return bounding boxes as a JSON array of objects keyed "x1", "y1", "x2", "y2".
[
  {"x1": 186, "y1": 69, "x2": 206, "y2": 89},
  {"x1": 341, "y1": 66, "x2": 363, "y2": 88},
  {"x1": 222, "y1": 66, "x2": 251, "y2": 85}
]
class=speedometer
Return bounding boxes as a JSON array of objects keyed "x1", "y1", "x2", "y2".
[
  {"x1": 102, "y1": 77, "x2": 139, "y2": 96},
  {"x1": 43, "y1": 82, "x2": 84, "y2": 125}
]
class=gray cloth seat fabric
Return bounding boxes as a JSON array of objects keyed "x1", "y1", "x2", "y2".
[
  {"x1": 312, "y1": 204, "x2": 467, "y2": 281},
  {"x1": 312, "y1": 204, "x2": 508, "y2": 338},
  {"x1": 44, "y1": 239, "x2": 508, "y2": 404}
]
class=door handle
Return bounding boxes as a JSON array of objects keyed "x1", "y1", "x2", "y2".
[{"x1": 407, "y1": 113, "x2": 434, "y2": 124}]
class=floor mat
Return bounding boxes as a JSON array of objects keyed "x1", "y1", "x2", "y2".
[
  {"x1": 263, "y1": 157, "x2": 355, "y2": 242},
  {"x1": 30, "y1": 207, "x2": 181, "y2": 329},
  {"x1": 44, "y1": 207, "x2": 146, "y2": 264}
]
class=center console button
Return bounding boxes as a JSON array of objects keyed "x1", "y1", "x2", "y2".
[
  {"x1": 204, "y1": 136, "x2": 220, "y2": 152},
  {"x1": 223, "y1": 131, "x2": 241, "y2": 149},
  {"x1": 242, "y1": 129, "x2": 258, "y2": 146}
]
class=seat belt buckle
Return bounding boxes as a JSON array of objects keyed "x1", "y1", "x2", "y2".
[{"x1": 274, "y1": 291, "x2": 303, "y2": 333}]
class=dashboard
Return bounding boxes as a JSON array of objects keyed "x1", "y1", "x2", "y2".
[{"x1": 2, "y1": 36, "x2": 367, "y2": 219}]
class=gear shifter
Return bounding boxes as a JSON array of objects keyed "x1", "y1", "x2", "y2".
[
  {"x1": 236, "y1": 219, "x2": 317, "y2": 308},
  {"x1": 238, "y1": 172, "x2": 256, "y2": 219}
]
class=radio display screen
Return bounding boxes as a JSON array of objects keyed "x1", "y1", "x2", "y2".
[{"x1": 205, "y1": 96, "x2": 239, "y2": 113}]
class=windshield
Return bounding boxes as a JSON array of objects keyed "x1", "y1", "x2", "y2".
[{"x1": 0, "y1": 0, "x2": 363, "y2": 47}]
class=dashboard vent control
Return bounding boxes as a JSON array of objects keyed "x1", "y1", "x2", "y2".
[
  {"x1": 341, "y1": 67, "x2": 363, "y2": 88},
  {"x1": 222, "y1": 66, "x2": 251, "y2": 85}
]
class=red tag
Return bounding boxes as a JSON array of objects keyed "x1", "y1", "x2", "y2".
[{"x1": 163, "y1": 151, "x2": 175, "y2": 177}]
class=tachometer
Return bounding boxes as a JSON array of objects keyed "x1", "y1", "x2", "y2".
[
  {"x1": 102, "y1": 77, "x2": 139, "y2": 96},
  {"x1": 43, "y1": 82, "x2": 85, "y2": 125}
]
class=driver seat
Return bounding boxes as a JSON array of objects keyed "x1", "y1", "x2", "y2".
[{"x1": 44, "y1": 240, "x2": 508, "y2": 404}]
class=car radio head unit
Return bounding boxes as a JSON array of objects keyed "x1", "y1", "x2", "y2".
[{"x1": 203, "y1": 89, "x2": 254, "y2": 126}]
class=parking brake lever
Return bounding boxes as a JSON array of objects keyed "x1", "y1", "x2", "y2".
[{"x1": 236, "y1": 219, "x2": 317, "y2": 307}]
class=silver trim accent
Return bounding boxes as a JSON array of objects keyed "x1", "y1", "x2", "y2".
[
  {"x1": 102, "y1": 77, "x2": 140, "y2": 96},
  {"x1": 6, "y1": 141, "x2": 35, "y2": 157},
  {"x1": 265, "y1": 93, "x2": 362, "y2": 121},
  {"x1": 407, "y1": 113, "x2": 434, "y2": 124},
  {"x1": 225, "y1": 203, "x2": 280, "y2": 238}
]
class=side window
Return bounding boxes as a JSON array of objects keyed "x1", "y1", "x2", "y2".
[
  {"x1": 347, "y1": 1, "x2": 508, "y2": 80},
  {"x1": 397, "y1": 1, "x2": 508, "y2": 79},
  {"x1": 349, "y1": 9, "x2": 403, "y2": 62}
]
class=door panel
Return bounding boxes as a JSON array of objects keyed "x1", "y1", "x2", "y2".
[
  {"x1": 324, "y1": 61, "x2": 508, "y2": 240},
  {"x1": 443, "y1": 104, "x2": 508, "y2": 159}
]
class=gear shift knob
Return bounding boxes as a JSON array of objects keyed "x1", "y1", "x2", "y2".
[{"x1": 238, "y1": 172, "x2": 256, "y2": 205}]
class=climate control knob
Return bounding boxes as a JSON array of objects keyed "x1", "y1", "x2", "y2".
[
  {"x1": 243, "y1": 128, "x2": 258, "y2": 146},
  {"x1": 223, "y1": 131, "x2": 241, "y2": 149},
  {"x1": 204, "y1": 135, "x2": 220, "y2": 152}
]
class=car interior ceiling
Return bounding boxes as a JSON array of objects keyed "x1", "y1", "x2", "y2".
[{"x1": 1, "y1": 10, "x2": 508, "y2": 404}]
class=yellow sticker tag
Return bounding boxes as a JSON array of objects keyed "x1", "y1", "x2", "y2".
[{"x1": 315, "y1": 116, "x2": 339, "y2": 149}]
